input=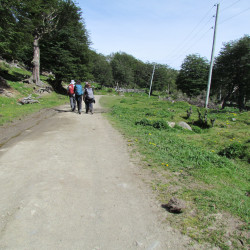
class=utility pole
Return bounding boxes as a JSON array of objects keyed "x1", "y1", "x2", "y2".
[
  {"x1": 149, "y1": 64, "x2": 156, "y2": 97},
  {"x1": 205, "y1": 3, "x2": 220, "y2": 108}
]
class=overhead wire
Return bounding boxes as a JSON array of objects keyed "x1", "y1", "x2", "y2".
[
  {"x1": 165, "y1": 4, "x2": 216, "y2": 60},
  {"x1": 169, "y1": 16, "x2": 214, "y2": 61},
  {"x1": 220, "y1": 6, "x2": 250, "y2": 24},
  {"x1": 168, "y1": 27, "x2": 213, "y2": 65},
  {"x1": 220, "y1": 0, "x2": 241, "y2": 12},
  {"x1": 165, "y1": 0, "x2": 247, "y2": 68}
]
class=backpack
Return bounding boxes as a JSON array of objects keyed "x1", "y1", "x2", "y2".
[
  {"x1": 68, "y1": 84, "x2": 74, "y2": 95},
  {"x1": 75, "y1": 84, "x2": 83, "y2": 95},
  {"x1": 85, "y1": 88, "x2": 94, "y2": 100}
]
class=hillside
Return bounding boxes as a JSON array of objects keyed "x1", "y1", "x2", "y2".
[{"x1": 0, "y1": 60, "x2": 67, "y2": 126}]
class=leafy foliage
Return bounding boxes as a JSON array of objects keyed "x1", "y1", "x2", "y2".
[
  {"x1": 212, "y1": 35, "x2": 250, "y2": 110},
  {"x1": 176, "y1": 54, "x2": 209, "y2": 97},
  {"x1": 40, "y1": 0, "x2": 90, "y2": 86},
  {"x1": 219, "y1": 142, "x2": 246, "y2": 159},
  {"x1": 89, "y1": 51, "x2": 113, "y2": 87}
]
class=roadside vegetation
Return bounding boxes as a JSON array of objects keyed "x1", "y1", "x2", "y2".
[
  {"x1": 0, "y1": 62, "x2": 67, "y2": 126},
  {"x1": 100, "y1": 94, "x2": 250, "y2": 249}
]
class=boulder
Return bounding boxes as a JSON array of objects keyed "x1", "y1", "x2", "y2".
[
  {"x1": 178, "y1": 121, "x2": 192, "y2": 131},
  {"x1": 168, "y1": 122, "x2": 176, "y2": 128},
  {"x1": 162, "y1": 197, "x2": 186, "y2": 213}
]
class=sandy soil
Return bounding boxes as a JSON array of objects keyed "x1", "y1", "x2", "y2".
[{"x1": 0, "y1": 96, "x2": 210, "y2": 249}]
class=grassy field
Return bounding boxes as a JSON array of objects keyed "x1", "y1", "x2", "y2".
[
  {"x1": 0, "y1": 62, "x2": 68, "y2": 126},
  {"x1": 100, "y1": 94, "x2": 250, "y2": 249}
]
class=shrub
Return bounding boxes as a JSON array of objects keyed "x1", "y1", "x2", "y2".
[
  {"x1": 135, "y1": 118, "x2": 152, "y2": 126},
  {"x1": 152, "y1": 120, "x2": 170, "y2": 129},
  {"x1": 218, "y1": 142, "x2": 246, "y2": 159},
  {"x1": 191, "y1": 125, "x2": 203, "y2": 134}
]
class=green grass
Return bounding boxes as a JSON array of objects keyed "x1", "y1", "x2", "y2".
[
  {"x1": 0, "y1": 63, "x2": 68, "y2": 126},
  {"x1": 0, "y1": 93, "x2": 67, "y2": 125},
  {"x1": 100, "y1": 95, "x2": 250, "y2": 249}
]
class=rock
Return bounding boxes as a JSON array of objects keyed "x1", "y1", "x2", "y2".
[
  {"x1": 3, "y1": 90, "x2": 14, "y2": 97},
  {"x1": 162, "y1": 197, "x2": 186, "y2": 213},
  {"x1": 18, "y1": 95, "x2": 39, "y2": 105},
  {"x1": 36, "y1": 86, "x2": 53, "y2": 94},
  {"x1": 168, "y1": 122, "x2": 175, "y2": 128},
  {"x1": 178, "y1": 121, "x2": 192, "y2": 131},
  {"x1": 0, "y1": 76, "x2": 10, "y2": 89}
]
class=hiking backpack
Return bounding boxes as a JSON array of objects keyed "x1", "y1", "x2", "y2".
[
  {"x1": 85, "y1": 88, "x2": 94, "y2": 100},
  {"x1": 75, "y1": 84, "x2": 83, "y2": 95},
  {"x1": 68, "y1": 84, "x2": 74, "y2": 95}
]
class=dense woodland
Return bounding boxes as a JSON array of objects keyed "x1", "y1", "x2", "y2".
[{"x1": 0, "y1": 0, "x2": 249, "y2": 109}]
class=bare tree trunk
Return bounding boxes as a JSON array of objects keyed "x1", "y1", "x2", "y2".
[
  {"x1": 32, "y1": 37, "x2": 42, "y2": 86},
  {"x1": 220, "y1": 86, "x2": 238, "y2": 109}
]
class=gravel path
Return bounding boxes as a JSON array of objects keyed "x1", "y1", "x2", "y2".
[{"x1": 0, "y1": 96, "x2": 202, "y2": 250}]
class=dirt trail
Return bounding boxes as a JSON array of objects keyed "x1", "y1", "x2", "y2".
[{"x1": 0, "y1": 96, "x2": 203, "y2": 250}]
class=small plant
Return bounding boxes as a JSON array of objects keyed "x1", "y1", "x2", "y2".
[
  {"x1": 210, "y1": 118, "x2": 216, "y2": 127},
  {"x1": 152, "y1": 120, "x2": 169, "y2": 129},
  {"x1": 135, "y1": 118, "x2": 152, "y2": 126},
  {"x1": 218, "y1": 142, "x2": 246, "y2": 159},
  {"x1": 197, "y1": 108, "x2": 208, "y2": 127},
  {"x1": 120, "y1": 99, "x2": 126, "y2": 103},
  {"x1": 186, "y1": 106, "x2": 192, "y2": 119},
  {"x1": 191, "y1": 125, "x2": 203, "y2": 134}
]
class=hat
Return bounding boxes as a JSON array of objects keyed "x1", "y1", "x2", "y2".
[{"x1": 70, "y1": 80, "x2": 75, "y2": 84}]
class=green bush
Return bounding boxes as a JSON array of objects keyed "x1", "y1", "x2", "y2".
[
  {"x1": 218, "y1": 142, "x2": 246, "y2": 159},
  {"x1": 152, "y1": 120, "x2": 169, "y2": 129},
  {"x1": 135, "y1": 118, "x2": 152, "y2": 126},
  {"x1": 120, "y1": 99, "x2": 126, "y2": 103},
  {"x1": 191, "y1": 125, "x2": 203, "y2": 134}
]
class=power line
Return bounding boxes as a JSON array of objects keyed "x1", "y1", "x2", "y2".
[
  {"x1": 220, "y1": 0, "x2": 241, "y2": 12},
  {"x1": 168, "y1": 27, "x2": 213, "y2": 65},
  {"x1": 166, "y1": 5, "x2": 216, "y2": 59},
  {"x1": 220, "y1": 6, "x2": 250, "y2": 24},
  {"x1": 167, "y1": 15, "x2": 214, "y2": 62},
  {"x1": 167, "y1": 15, "x2": 214, "y2": 61}
]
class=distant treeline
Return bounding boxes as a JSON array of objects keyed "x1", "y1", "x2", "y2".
[{"x1": 0, "y1": 0, "x2": 249, "y2": 109}]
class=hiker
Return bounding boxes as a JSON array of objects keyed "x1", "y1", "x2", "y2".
[
  {"x1": 83, "y1": 82, "x2": 95, "y2": 114},
  {"x1": 67, "y1": 80, "x2": 76, "y2": 111},
  {"x1": 74, "y1": 80, "x2": 83, "y2": 114}
]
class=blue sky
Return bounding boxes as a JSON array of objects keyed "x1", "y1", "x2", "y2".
[{"x1": 76, "y1": 0, "x2": 250, "y2": 69}]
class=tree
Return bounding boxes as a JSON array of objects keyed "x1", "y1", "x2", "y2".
[
  {"x1": 153, "y1": 64, "x2": 178, "y2": 93},
  {"x1": 14, "y1": 0, "x2": 61, "y2": 85},
  {"x1": 89, "y1": 51, "x2": 113, "y2": 87},
  {"x1": 133, "y1": 61, "x2": 152, "y2": 89},
  {"x1": 212, "y1": 35, "x2": 250, "y2": 110},
  {"x1": 0, "y1": 0, "x2": 31, "y2": 61},
  {"x1": 176, "y1": 54, "x2": 209, "y2": 97},
  {"x1": 40, "y1": 0, "x2": 91, "y2": 89},
  {"x1": 110, "y1": 52, "x2": 135, "y2": 87}
]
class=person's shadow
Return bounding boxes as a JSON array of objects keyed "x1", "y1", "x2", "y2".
[{"x1": 53, "y1": 108, "x2": 72, "y2": 113}]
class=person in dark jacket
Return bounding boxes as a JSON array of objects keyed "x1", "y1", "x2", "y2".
[
  {"x1": 83, "y1": 82, "x2": 95, "y2": 114},
  {"x1": 74, "y1": 80, "x2": 83, "y2": 114}
]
